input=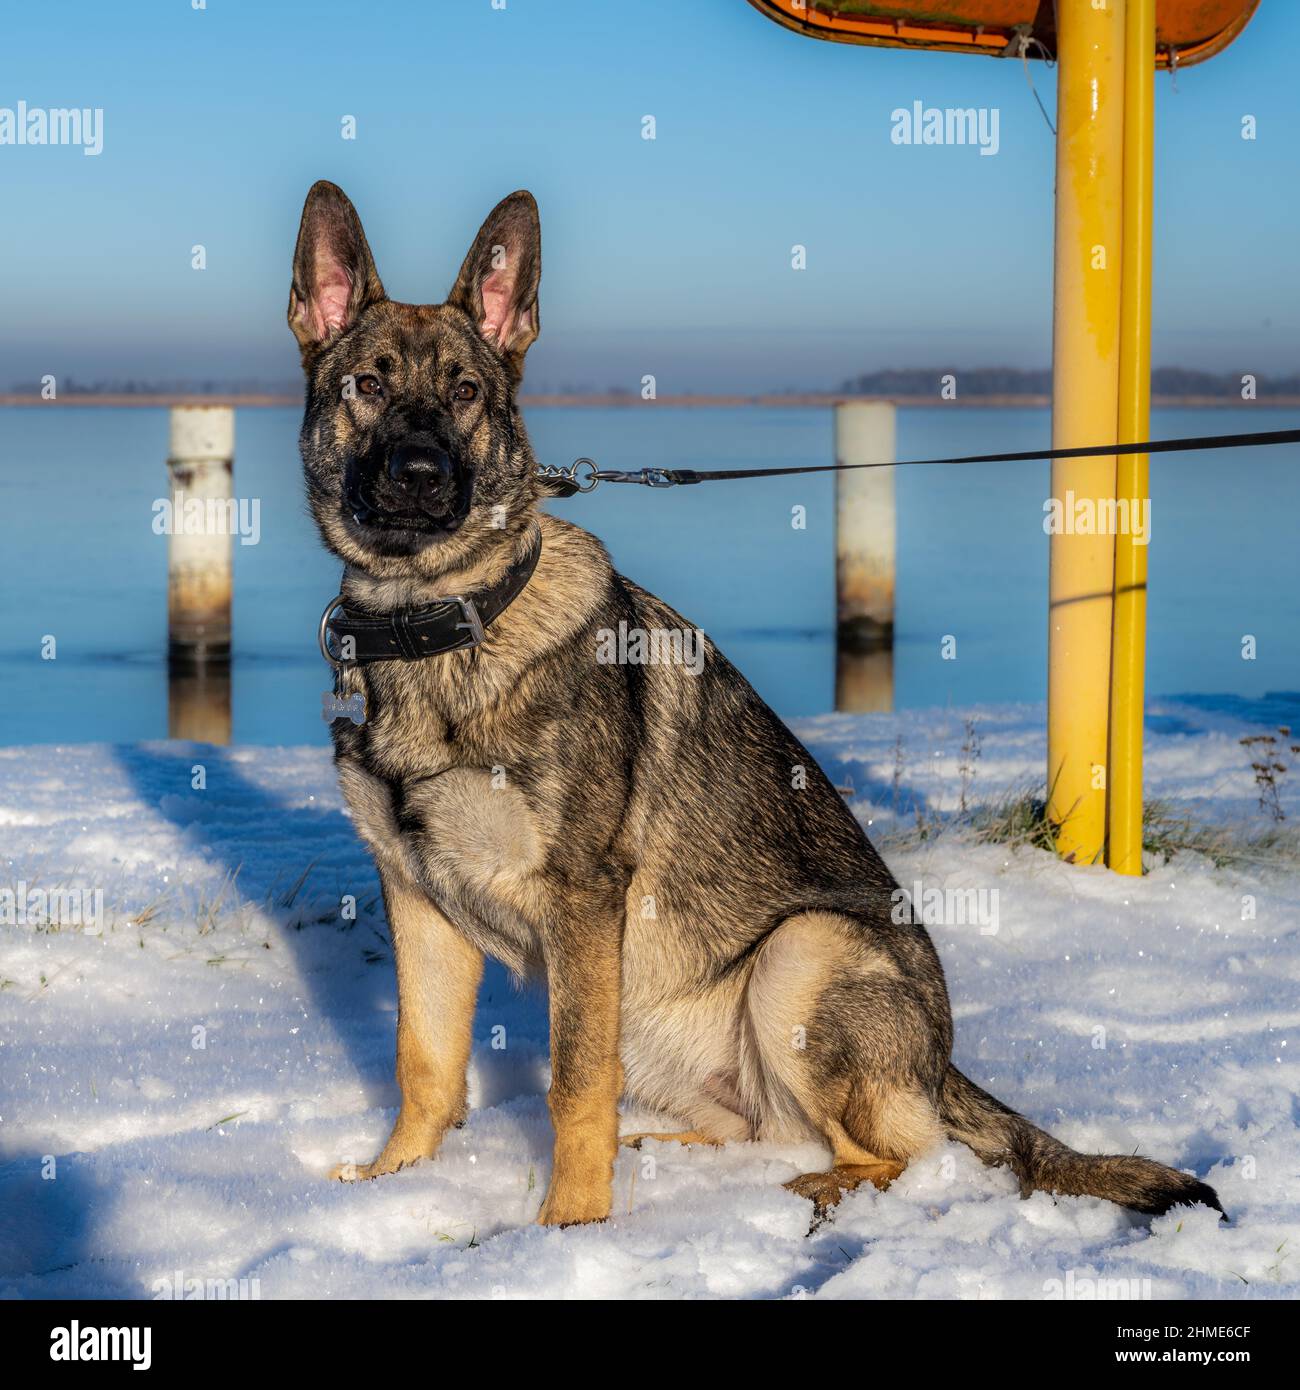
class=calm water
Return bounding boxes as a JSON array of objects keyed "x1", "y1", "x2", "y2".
[{"x1": 0, "y1": 405, "x2": 1296, "y2": 745}]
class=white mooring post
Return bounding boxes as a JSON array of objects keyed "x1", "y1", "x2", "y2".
[
  {"x1": 166, "y1": 406, "x2": 233, "y2": 744},
  {"x1": 834, "y1": 400, "x2": 896, "y2": 713},
  {"x1": 167, "y1": 406, "x2": 234, "y2": 663}
]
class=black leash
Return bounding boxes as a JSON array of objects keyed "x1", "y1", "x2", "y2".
[{"x1": 536, "y1": 425, "x2": 1300, "y2": 496}]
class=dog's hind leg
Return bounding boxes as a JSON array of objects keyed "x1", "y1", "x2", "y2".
[
  {"x1": 331, "y1": 877, "x2": 483, "y2": 1181},
  {"x1": 620, "y1": 1130, "x2": 723, "y2": 1150},
  {"x1": 783, "y1": 1163, "x2": 904, "y2": 1219},
  {"x1": 742, "y1": 911, "x2": 945, "y2": 1220},
  {"x1": 620, "y1": 1095, "x2": 749, "y2": 1149},
  {"x1": 781, "y1": 1119, "x2": 909, "y2": 1219}
]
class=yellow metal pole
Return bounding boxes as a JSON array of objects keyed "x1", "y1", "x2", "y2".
[
  {"x1": 1108, "y1": 0, "x2": 1155, "y2": 875},
  {"x1": 1048, "y1": 0, "x2": 1125, "y2": 864}
]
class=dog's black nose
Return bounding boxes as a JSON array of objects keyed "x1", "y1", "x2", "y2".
[
  {"x1": 388, "y1": 441, "x2": 456, "y2": 512},
  {"x1": 389, "y1": 441, "x2": 453, "y2": 486}
]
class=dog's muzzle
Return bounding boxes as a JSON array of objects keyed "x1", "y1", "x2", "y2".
[
  {"x1": 388, "y1": 441, "x2": 459, "y2": 513},
  {"x1": 346, "y1": 437, "x2": 473, "y2": 534}
]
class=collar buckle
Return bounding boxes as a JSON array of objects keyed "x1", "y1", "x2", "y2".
[{"x1": 445, "y1": 595, "x2": 485, "y2": 648}]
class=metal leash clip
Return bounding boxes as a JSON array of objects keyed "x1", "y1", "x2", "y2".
[
  {"x1": 536, "y1": 458, "x2": 600, "y2": 497},
  {"x1": 591, "y1": 467, "x2": 679, "y2": 487}
]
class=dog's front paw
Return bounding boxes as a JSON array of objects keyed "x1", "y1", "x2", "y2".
[
  {"x1": 330, "y1": 1159, "x2": 374, "y2": 1182},
  {"x1": 330, "y1": 1113, "x2": 450, "y2": 1182},
  {"x1": 329, "y1": 1153, "x2": 419, "y2": 1182},
  {"x1": 537, "y1": 1178, "x2": 612, "y2": 1227}
]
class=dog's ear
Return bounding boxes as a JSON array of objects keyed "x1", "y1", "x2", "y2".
[
  {"x1": 446, "y1": 191, "x2": 540, "y2": 382},
  {"x1": 288, "y1": 181, "x2": 386, "y2": 359}
]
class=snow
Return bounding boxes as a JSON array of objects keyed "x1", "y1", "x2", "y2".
[{"x1": 1, "y1": 699, "x2": 1297, "y2": 1300}]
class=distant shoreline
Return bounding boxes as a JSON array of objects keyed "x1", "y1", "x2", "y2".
[{"x1": 3, "y1": 392, "x2": 1299, "y2": 409}]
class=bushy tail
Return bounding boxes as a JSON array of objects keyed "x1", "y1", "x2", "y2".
[{"x1": 940, "y1": 1065, "x2": 1223, "y2": 1219}]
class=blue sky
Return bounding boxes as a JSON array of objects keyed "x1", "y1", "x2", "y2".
[{"x1": 0, "y1": 0, "x2": 1295, "y2": 391}]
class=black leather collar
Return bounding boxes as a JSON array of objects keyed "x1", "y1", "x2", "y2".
[{"x1": 319, "y1": 526, "x2": 542, "y2": 666}]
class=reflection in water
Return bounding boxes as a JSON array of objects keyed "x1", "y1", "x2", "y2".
[
  {"x1": 168, "y1": 659, "x2": 232, "y2": 744},
  {"x1": 835, "y1": 641, "x2": 894, "y2": 714}
]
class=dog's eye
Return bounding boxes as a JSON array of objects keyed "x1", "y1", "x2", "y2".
[
  {"x1": 454, "y1": 381, "x2": 478, "y2": 402},
  {"x1": 355, "y1": 374, "x2": 383, "y2": 397}
]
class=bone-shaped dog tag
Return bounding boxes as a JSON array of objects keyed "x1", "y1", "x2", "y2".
[{"x1": 322, "y1": 690, "x2": 366, "y2": 726}]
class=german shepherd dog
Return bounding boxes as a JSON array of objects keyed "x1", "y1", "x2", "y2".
[{"x1": 290, "y1": 181, "x2": 1222, "y2": 1227}]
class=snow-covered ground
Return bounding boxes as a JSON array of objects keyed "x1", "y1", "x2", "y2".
[{"x1": 1, "y1": 698, "x2": 1297, "y2": 1300}]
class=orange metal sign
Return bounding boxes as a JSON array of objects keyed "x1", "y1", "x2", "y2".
[{"x1": 744, "y1": 0, "x2": 1259, "y2": 68}]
